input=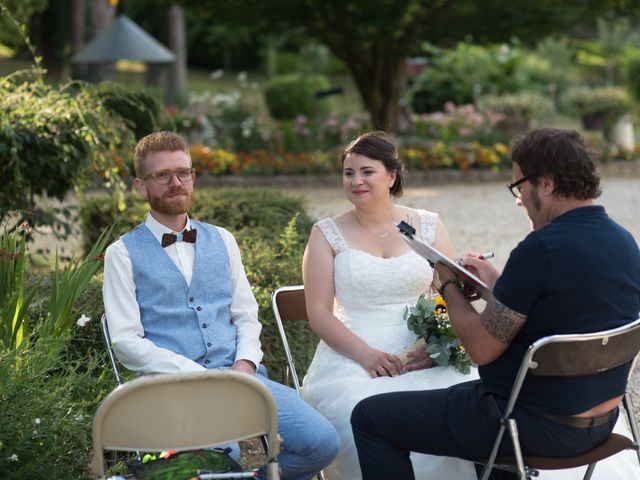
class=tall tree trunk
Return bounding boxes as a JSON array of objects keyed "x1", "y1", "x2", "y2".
[
  {"x1": 90, "y1": 0, "x2": 115, "y2": 38},
  {"x1": 71, "y1": 0, "x2": 86, "y2": 53},
  {"x1": 167, "y1": 4, "x2": 187, "y2": 106},
  {"x1": 347, "y1": 56, "x2": 407, "y2": 133},
  {"x1": 70, "y1": 0, "x2": 87, "y2": 80},
  {"x1": 31, "y1": 2, "x2": 69, "y2": 82},
  {"x1": 88, "y1": 0, "x2": 116, "y2": 83}
]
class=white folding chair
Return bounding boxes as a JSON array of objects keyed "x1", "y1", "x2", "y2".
[
  {"x1": 271, "y1": 285, "x2": 325, "y2": 480},
  {"x1": 480, "y1": 317, "x2": 640, "y2": 480},
  {"x1": 91, "y1": 370, "x2": 281, "y2": 479}
]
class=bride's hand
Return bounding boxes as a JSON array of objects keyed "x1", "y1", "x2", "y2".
[
  {"x1": 400, "y1": 348, "x2": 433, "y2": 373},
  {"x1": 357, "y1": 347, "x2": 403, "y2": 378}
]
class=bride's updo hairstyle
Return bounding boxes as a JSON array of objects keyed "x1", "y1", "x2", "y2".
[{"x1": 341, "y1": 131, "x2": 405, "y2": 197}]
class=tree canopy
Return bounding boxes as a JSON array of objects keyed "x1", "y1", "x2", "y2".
[{"x1": 185, "y1": 0, "x2": 637, "y2": 131}]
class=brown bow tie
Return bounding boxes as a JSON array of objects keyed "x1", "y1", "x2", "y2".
[{"x1": 161, "y1": 229, "x2": 197, "y2": 248}]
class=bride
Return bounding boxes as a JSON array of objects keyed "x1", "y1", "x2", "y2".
[
  {"x1": 301, "y1": 131, "x2": 479, "y2": 479},
  {"x1": 300, "y1": 131, "x2": 640, "y2": 480}
]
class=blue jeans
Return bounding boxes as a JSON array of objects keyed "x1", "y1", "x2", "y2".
[{"x1": 255, "y1": 369, "x2": 340, "y2": 480}]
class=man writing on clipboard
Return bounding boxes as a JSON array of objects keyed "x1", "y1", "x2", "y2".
[{"x1": 350, "y1": 128, "x2": 640, "y2": 479}]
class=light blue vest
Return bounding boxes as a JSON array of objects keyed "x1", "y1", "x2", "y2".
[{"x1": 122, "y1": 220, "x2": 236, "y2": 368}]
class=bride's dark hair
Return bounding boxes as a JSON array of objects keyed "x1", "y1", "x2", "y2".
[{"x1": 341, "y1": 131, "x2": 405, "y2": 197}]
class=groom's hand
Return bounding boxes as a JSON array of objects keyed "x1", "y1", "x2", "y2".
[{"x1": 232, "y1": 359, "x2": 257, "y2": 376}]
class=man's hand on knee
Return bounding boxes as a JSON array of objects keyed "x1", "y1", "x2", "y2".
[{"x1": 231, "y1": 359, "x2": 257, "y2": 375}]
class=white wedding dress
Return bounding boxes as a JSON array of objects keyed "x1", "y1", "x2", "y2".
[
  {"x1": 301, "y1": 211, "x2": 640, "y2": 480},
  {"x1": 302, "y1": 212, "x2": 479, "y2": 479}
]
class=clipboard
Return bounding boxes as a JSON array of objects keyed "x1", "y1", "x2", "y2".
[{"x1": 397, "y1": 221, "x2": 491, "y2": 300}]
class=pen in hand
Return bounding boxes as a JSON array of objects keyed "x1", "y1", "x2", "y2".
[{"x1": 456, "y1": 251, "x2": 495, "y2": 267}]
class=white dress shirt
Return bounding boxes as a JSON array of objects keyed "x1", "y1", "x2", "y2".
[{"x1": 102, "y1": 213, "x2": 263, "y2": 374}]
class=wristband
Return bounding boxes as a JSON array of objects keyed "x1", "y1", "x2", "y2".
[{"x1": 438, "y1": 278, "x2": 462, "y2": 296}]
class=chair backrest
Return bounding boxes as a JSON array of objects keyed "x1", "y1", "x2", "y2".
[
  {"x1": 91, "y1": 370, "x2": 281, "y2": 479},
  {"x1": 101, "y1": 313, "x2": 123, "y2": 385},
  {"x1": 271, "y1": 286, "x2": 307, "y2": 394},
  {"x1": 506, "y1": 317, "x2": 640, "y2": 418},
  {"x1": 529, "y1": 317, "x2": 640, "y2": 377}
]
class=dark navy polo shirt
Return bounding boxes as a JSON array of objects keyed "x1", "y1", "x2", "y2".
[{"x1": 482, "y1": 205, "x2": 640, "y2": 415}]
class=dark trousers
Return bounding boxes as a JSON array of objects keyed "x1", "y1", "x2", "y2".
[{"x1": 351, "y1": 380, "x2": 617, "y2": 480}]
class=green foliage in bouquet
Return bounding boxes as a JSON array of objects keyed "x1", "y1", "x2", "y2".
[{"x1": 404, "y1": 294, "x2": 473, "y2": 374}]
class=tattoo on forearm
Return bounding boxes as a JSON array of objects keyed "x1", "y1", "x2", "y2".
[{"x1": 481, "y1": 297, "x2": 526, "y2": 344}]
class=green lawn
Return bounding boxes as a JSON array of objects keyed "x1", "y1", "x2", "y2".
[{"x1": 0, "y1": 57, "x2": 366, "y2": 120}]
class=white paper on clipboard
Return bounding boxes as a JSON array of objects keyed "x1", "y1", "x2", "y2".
[{"x1": 397, "y1": 221, "x2": 491, "y2": 300}]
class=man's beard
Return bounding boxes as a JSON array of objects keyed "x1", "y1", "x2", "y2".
[{"x1": 148, "y1": 186, "x2": 194, "y2": 214}]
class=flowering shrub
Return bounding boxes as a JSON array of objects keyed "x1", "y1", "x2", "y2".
[
  {"x1": 413, "y1": 102, "x2": 505, "y2": 144},
  {"x1": 318, "y1": 112, "x2": 370, "y2": 149},
  {"x1": 189, "y1": 142, "x2": 512, "y2": 176},
  {"x1": 477, "y1": 91, "x2": 555, "y2": 135},
  {"x1": 166, "y1": 85, "x2": 371, "y2": 154},
  {"x1": 190, "y1": 146, "x2": 339, "y2": 176},
  {"x1": 402, "y1": 142, "x2": 511, "y2": 171}
]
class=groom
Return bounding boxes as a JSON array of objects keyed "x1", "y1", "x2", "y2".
[
  {"x1": 103, "y1": 131, "x2": 339, "y2": 479},
  {"x1": 351, "y1": 128, "x2": 640, "y2": 479}
]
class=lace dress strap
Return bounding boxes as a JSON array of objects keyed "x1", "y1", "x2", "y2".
[
  {"x1": 316, "y1": 218, "x2": 349, "y2": 254},
  {"x1": 418, "y1": 209, "x2": 439, "y2": 245}
]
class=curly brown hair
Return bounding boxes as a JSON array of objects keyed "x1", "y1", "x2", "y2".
[
  {"x1": 341, "y1": 131, "x2": 405, "y2": 197},
  {"x1": 134, "y1": 131, "x2": 191, "y2": 177},
  {"x1": 511, "y1": 128, "x2": 601, "y2": 200}
]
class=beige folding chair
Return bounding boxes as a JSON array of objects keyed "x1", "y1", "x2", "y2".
[
  {"x1": 271, "y1": 285, "x2": 325, "y2": 480},
  {"x1": 91, "y1": 370, "x2": 281, "y2": 480},
  {"x1": 480, "y1": 317, "x2": 640, "y2": 480}
]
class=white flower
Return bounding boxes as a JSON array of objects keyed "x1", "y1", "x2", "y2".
[
  {"x1": 9, "y1": 454, "x2": 18, "y2": 462},
  {"x1": 75, "y1": 414, "x2": 84, "y2": 422},
  {"x1": 237, "y1": 71, "x2": 247, "y2": 84},
  {"x1": 210, "y1": 69, "x2": 224, "y2": 79},
  {"x1": 35, "y1": 418, "x2": 41, "y2": 425},
  {"x1": 76, "y1": 314, "x2": 91, "y2": 327}
]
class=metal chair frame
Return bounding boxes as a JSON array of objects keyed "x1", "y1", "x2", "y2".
[
  {"x1": 271, "y1": 285, "x2": 308, "y2": 394},
  {"x1": 480, "y1": 317, "x2": 640, "y2": 480},
  {"x1": 101, "y1": 313, "x2": 124, "y2": 386},
  {"x1": 271, "y1": 285, "x2": 325, "y2": 480},
  {"x1": 91, "y1": 370, "x2": 281, "y2": 479}
]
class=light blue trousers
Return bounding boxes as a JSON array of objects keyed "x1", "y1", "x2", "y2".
[
  {"x1": 219, "y1": 368, "x2": 339, "y2": 480},
  {"x1": 255, "y1": 370, "x2": 340, "y2": 480}
]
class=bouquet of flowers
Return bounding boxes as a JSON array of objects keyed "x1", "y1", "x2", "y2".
[{"x1": 403, "y1": 294, "x2": 473, "y2": 374}]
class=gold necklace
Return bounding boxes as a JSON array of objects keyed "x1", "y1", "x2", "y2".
[{"x1": 353, "y1": 211, "x2": 394, "y2": 239}]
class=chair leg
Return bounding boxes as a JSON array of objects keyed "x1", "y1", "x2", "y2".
[
  {"x1": 480, "y1": 423, "x2": 507, "y2": 480},
  {"x1": 582, "y1": 462, "x2": 597, "y2": 480},
  {"x1": 505, "y1": 418, "x2": 528, "y2": 480},
  {"x1": 623, "y1": 393, "x2": 640, "y2": 466}
]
